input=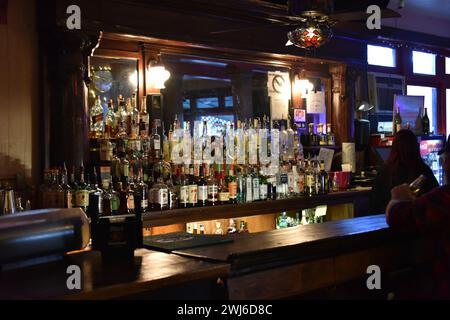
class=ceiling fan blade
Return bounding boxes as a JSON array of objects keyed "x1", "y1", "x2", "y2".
[
  {"x1": 330, "y1": 8, "x2": 400, "y2": 21},
  {"x1": 210, "y1": 21, "x2": 292, "y2": 34}
]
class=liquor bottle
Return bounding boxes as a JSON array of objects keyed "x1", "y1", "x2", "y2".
[
  {"x1": 61, "y1": 162, "x2": 74, "y2": 208},
  {"x1": 192, "y1": 223, "x2": 198, "y2": 235},
  {"x1": 162, "y1": 123, "x2": 170, "y2": 162},
  {"x1": 207, "y1": 165, "x2": 219, "y2": 206},
  {"x1": 297, "y1": 160, "x2": 305, "y2": 194},
  {"x1": 116, "y1": 121, "x2": 128, "y2": 139},
  {"x1": 150, "y1": 120, "x2": 161, "y2": 160},
  {"x1": 131, "y1": 92, "x2": 140, "y2": 126},
  {"x1": 214, "y1": 221, "x2": 224, "y2": 235},
  {"x1": 125, "y1": 97, "x2": 133, "y2": 136},
  {"x1": 259, "y1": 170, "x2": 268, "y2": 201},
  {"x1": 117, "y1": 182, "x2": 129, "y2": 215},
  {"x1": 109, "y1": 182, "x2": 120, "y2": 216},
  {"x1": 167, "y1": 168, "x2": 178, "y2": 210},
  {"x1": 75, "y1": 162, "x2": 90, "y2": 212},
  {"x1": 68, "y1": 166, "x2": 77, "y2": 190},
  {"x1": 120, "y1": 156, "x2": 130, "y2": 185},
  {"x1": 318, "y1": 160, "x2": 329, "y2": 195},
  {"x1": 140, "y1": 96, "x2": 149, "y2": 137},
  {"x1": 135, "y1": 168, "x2": 149, "y2": 212},
  {"x1": 126, "y1": 176, "x2": 136, "y2": 215},
  {"x1": 227, "y1": 165, "x2": 237, "y2": 204},
  {"x1": 199, "y1": 224, "x2": 205, "y2": 235},
  {"x1": 308, "y1": 123, "x2": 319, "y2": 146},
  {"x1": 227, "y1": 219, "x2": 238, "y2": 234},
  {"x1": 286, "y1": 118, "x2": 295, "y2": 161},
  {"x1": 394, "y1": 107, "x2": 402, "y2": 133},
  {"x1": 101, "y1": 180, "x2": 112, "y2": 216},
  {"x1": 244, "y1": 167, "x2": 253, "y2": 203},
  {"x1": 318, "y1": 123, "x2": 327, "y2": 146},
  {"x1": 312, "y1": 160, "x2": 321, "y2": 195},
  {"x1": 99, "y1": 138, "x2": 113, "y2": 161},
  {"x1": 188, "y1": 165, "x2": 198, "y2": 207},
  {"x1": 251, "y1": 167, "x2": 260, "y2": 201},
  {"x1": 326, "y1": 124, "x2": 335, "y2": 146},
  {"x1": 90, "y1": 96, "x2": 104, "y2": 138},
  {"x1": 116, "y1": 95, "x2": 127, "y2": 124},
  {"x1": 238, "y1": 221, "x2": 249, "y2": 233},
  {"x1": 130, "y1": 120, "x2": 139, "y2": 140},
  {"x1": 300, "y1": 210, "x2": 309, "y2": 225},
  {"x1": 280, "y1": 123, "x2": 288, "y2": 163},
  {"x1": 217, "y1": 165, "x2": 230, "y2": 205},
  {"x1": 49, "y1": 169, "x2": 64, "y2": 208},
  {"x1": 291, "y1": 165, "x2": 300, "y2": 196},
  {"x1": 149, "y1": 174, "x2": 169, "y2": 211},
  {"x1": 197, "y1": 165, "x2": 208, "y2": 206},
  {"x1": 179, "y1": 165, "x2": 190, "y2": 208},
  {"x1": 104, "y1": 99, "x2": 116, "y2": 139},
  {"x1": 304, "y1": 160, "x2": 315, "y2": 196},
  {"x1": 236, "y1": 167, "x2": 244, "y2": 203},
  {"x1": 277, "y1": 212, "x2": 288, "y2": 229},
  {"x1": 422, "y1": 108, "x2": 430, "y2": 136}
]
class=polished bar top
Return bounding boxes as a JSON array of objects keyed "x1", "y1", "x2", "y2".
[
  {"x1": 173, "y1": 215, "x2": 411, "y2": 275},
  {"x1": 0, "y1": 249, "x2": 229, "y2": 300}
]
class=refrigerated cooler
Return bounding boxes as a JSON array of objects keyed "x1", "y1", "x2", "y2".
[{"x1": 419, "y1": 135, "x2": 445, "y2": 186}]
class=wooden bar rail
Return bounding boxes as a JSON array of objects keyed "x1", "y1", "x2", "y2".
[{"x1": 142, "y1": 189, "x2": 372, "y2": 227}]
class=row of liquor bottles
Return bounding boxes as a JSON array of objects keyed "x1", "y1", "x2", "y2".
[
  {"x1": 89, "y1": 93, "x2": 336, "y2": 159},
  {"x1": 39, "y1": 158, "x2": 331, "y2": 215},
  {"x1": 186, "y1": 219, "x2": 249, "y2": 235},
  {"x1": 393, "y1": 106, "x2": 431, "y2": 135},
  {"x1": 186, "y1": 207, "x2": 326, "y2": 236}
]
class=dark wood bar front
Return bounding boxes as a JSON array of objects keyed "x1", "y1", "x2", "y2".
[{"x1": 0, "y1": 214, "x2": 433, "y2": 300}]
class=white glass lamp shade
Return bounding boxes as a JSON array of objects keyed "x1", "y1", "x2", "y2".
[{"x1": 147, "y1": 65, "x2": 171, "y2": 89}]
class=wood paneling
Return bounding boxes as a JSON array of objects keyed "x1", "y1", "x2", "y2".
[{"x1": 0, "y1": 0, "x2": 39, "y2": 187}]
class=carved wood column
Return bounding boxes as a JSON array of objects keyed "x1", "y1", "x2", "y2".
[
  {"x1": 329, "y1": 64, "x2": 355, "y2": 145},
  {"x1": 42, "y1": 29, "x2": 100, "y2": 169}
]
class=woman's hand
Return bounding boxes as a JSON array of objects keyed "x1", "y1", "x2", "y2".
[{"x1": 391, "y1": 183, "x2": 416, "y2": 201}]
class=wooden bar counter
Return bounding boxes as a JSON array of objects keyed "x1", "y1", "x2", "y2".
[
  {"x1": 0, "y1": 249, "x2": 230, "y2": 300},
  {"x1": 0, "y1": 214, "x2": 433, "y2": 300},
  {"x1": 174, "y1": 215, "x2": 434, "y2": 299}
]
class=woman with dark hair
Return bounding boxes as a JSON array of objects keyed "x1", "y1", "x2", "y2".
[{"x1": 370, "y1": 129, "x2": 439, "y2": 214}]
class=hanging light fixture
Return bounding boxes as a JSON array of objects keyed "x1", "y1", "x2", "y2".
[
  {"x1": 286, "y1": 16, "x2": 334, "y2": 50},
  {"x1": 293, "y1": 69, "x2": 313, "y2": 97},
  {"x1": 147, "y1": 54, "x2": 171, "y2": 89}
]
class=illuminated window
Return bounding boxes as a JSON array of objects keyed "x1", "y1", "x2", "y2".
[
  {"x1": 183, "y1": 98, "x2": 190, "y2": 110},
  {"x1": 446, "y1": 57, "x2": 450, "y2": 74},
  {"x1": 225, "y1": 96, "x2": 233, "y2": 108},
  {"x1": 412, "y1": 51, "x2": 436, "y2": 75},
  {"x1": 367, "y1": 45, "x2": 396, "y2": 67},
  {"x1": 196, "y1": 97, "x2": 219, "y2": 109}
]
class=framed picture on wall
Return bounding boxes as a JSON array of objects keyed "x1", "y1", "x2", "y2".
[{"x1": 393, "y1": 95, "x2": 424, "y2": 135}]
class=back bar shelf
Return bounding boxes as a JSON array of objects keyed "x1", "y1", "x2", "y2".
[{"x1": 142, "y1": 189, "x2": 371, "y2": 227}]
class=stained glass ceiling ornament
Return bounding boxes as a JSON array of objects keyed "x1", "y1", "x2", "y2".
[{"x1": 286, "y1": 17, "x2": 334, "y2": 50}]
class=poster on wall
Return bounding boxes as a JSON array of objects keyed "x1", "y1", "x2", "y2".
[
  {"x1": 393, "y1": 95, "x2": 424, "y2": 135},
  {"x1": 306, "y1": 91, "x2": 326, "y2": 114},
  {"x1": 268, "y1": 71, "x2": 290, "y2": 120},
  {"x1": 293, "y1": 108, "x2": 306, "y2": 122}
]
